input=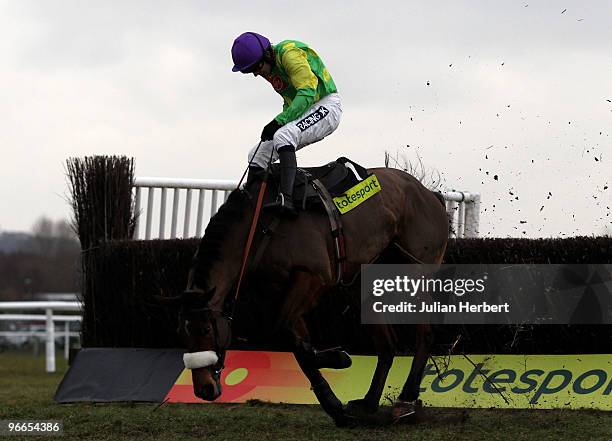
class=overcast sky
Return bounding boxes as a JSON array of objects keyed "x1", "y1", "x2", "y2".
[{"x1": 1, "y1": 0, "x2": 610, "y2": 238}]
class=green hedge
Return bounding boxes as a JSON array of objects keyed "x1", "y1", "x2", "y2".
[{"x1": 81, "y1": 237, "x2": 612, "y2": 354}]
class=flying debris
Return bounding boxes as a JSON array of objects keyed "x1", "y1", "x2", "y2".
[{"x1": 561, "y1": 8, "x2": 567, "y2": 14}]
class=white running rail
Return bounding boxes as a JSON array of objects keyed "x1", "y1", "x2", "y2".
[
  {"x1": 444, "y1": 191, "x2": 481, "y2": 238},
  {"x1": 133, "y1": 177, "x2": 481, "y2": 239},
  {"x1": 0, "y1": 301, "x2": 82, "y2": 373},
  {"x1": 133, "y1": 178, "x2": 236, "y2": 240}
]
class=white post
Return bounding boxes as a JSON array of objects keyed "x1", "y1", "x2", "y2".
[
  {"x1": 145, "y1": 187, "x2": 155, "y2": 240},
  {"x1": 64, "y1": 321, "x2": 70, "y2": 361},
  {"x1": 196, "y1": 189, "x2": 205, "y2": 237},
  {"x1": 464, "y1": 194, "x2": 481, "y2": 238},
  {"x1": 447, "y1": 201, "x2": 458, "y2": 238},
  {"x1": 45, "y1": 308, "x2": 55, "y2": 373},
  {"x1": 457, "y1": 200, "x2": 466, "y2": 238},
  {"x1": 171, "y1": 188, "x2": 180, "y2": 239},
  {"x1": 133, "y1": 187, "x2": 142, "y2": 239},
  {"x1": 211, "y1": 190, "x2": 218, "y2": 217},
  {"x1": 184, "y1": 189, "x2": 193, "y2": 238},
  {"x1": 159, "y1": 188, "x2": 167, "y2": 239}
]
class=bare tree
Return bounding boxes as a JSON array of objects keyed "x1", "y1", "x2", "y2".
[
  {"x1": 31, "y1": 216, "x2": 55, "y2": 256},
  {"x1": 54, "y1": 219, "x2": 79, "y2": 255},
  {"x1": 55, "y1": 219, "x2": 77, "y2": 241},
  {"x1": 30, "y1": 216, "x2": 79, "y2": 256}
]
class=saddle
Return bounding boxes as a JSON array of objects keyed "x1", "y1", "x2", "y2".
[{"x1": 268, "y1": 157, "x2": 370, "y2": 210}]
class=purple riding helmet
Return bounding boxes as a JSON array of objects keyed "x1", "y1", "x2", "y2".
[{"x1": 231, "y1": 32, "x2": 270, "y2": 73}]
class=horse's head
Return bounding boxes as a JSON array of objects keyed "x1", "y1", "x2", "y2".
[
  {"x1": 176, "y1": 289, "x2": 232, "y2": 401},
  {"x1": 164, "y1": 188, "x2": 255, "y2": 400}
]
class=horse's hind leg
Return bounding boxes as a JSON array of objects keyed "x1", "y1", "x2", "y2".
[{"x1": 393, "y1": 323, "x2": 434, "y2": 418}]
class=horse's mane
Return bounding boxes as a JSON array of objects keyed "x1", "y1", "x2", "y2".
[{"x1": 193, "y1": 188, "x2": 250, "y2": 289}]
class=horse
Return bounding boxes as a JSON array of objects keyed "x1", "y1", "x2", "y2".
[{"x1": 172, "y1": 166, "x2": 448, "y2": 426}]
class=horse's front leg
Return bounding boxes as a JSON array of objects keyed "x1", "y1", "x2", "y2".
[
  {"x1": 346, "y1": 324, "x2": 396, "y2": 415},
  {"x1": 293, "y1": 338, "x2": 352, "y2": 426},
  {"x1": 345, "y1": 353, "x2": 393, "y2": 416},
  {"x1": 280, "y1": 271, "x2": 353, "y2": 427},
  {"x1": 393, "y1": 323, "x2": 434, "y2": 419}
]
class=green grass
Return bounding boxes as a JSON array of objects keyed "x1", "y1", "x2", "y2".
[{"x1": 0, "y1": 351, "x2": 610, "y2": 441}]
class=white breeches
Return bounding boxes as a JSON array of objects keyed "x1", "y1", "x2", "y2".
[{"x1": 248, "y1": 93, "x2": 342, "y2": 168}]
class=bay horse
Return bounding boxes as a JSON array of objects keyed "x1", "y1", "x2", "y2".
[{"x1": 174, "y1": 166, "x2": 448, "y2": 426}]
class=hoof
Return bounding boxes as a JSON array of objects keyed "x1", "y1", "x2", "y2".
[
  {"x1": 333, "y1": 413, "x2": 359, "y2": 428},
  {"x1": 316, "y1": 348, "x2": 352, "y2": 370},
  {"x1": 345, "y1": 398, "x2": 378, "y2": 416},
  {"x1": 392, "y1": 399, "x2": 422, "y2": 422}
]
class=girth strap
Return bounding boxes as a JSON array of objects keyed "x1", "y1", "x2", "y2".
[{"x1": 311, "y1": 178, "x2": 346, "y2": 284}]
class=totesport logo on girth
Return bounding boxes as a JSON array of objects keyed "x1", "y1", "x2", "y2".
[{"x1": 333, "y1": 174, "x2": 382, "y2": 214}]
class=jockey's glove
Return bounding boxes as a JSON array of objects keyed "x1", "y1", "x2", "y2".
[{"x1": 261, "y1": 119, "x2": 282, "y2": 141}]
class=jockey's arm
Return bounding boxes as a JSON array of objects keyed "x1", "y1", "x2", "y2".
[{"x1": 275, "y1": 48, "x2": 318, "y2": 125}]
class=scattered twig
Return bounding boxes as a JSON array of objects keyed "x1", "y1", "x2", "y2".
[
  {"x1": 461, "y1": 353, "x2": 511, "y2": 405},
  {"x1": 152, "y1": 397, "x2": 170, "y2": 412}
]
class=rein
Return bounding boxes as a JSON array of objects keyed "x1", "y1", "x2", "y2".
[
  {"x1": 229, "y1": 144, "x2": 275, "y2": 319},
  {"x1": 230, "y1": 177, "x2": 268, "y2": 319}
]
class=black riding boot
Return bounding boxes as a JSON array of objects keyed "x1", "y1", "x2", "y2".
[{"x1": 264, "y1": 146, "x2": 298, "y2": 217}]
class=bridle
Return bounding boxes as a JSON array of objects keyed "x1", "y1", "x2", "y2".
[{"x1": 179, "y1": 305, "x2": 232, "y2": 375}]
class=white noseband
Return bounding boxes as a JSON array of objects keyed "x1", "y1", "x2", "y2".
[{"x1": 183, "y1": 351, "x2": 219, "y2": 370}]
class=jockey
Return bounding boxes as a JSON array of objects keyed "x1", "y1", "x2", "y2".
[{"x1": 231, "y1": 32, "x2": 342, "y2": 216}]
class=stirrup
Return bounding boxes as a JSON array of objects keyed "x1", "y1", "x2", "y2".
[{"x1": 264, "y1": 193, "x2": 297, "y2": 217}]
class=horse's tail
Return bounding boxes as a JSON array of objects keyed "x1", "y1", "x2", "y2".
[
  {"x1": 432, "y1": 191, "x2": 445, "y2": 208},
  {"x1": 432, "y1": 191, "x2": 454, "y2": 237}
]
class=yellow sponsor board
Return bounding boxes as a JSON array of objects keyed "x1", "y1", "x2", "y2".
[
  {"x1": 332, "y1": 354, "x2": 612, "y2": 410},
  {"x1": 170, "y1": 352, "x2": 612, "y2": 410},
  {"x1": 333, "y1": 174, "x2": 381, "y2": 214}
]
